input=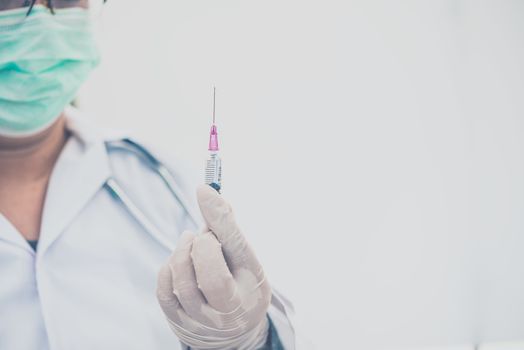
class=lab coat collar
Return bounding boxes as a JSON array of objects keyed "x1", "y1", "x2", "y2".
[{"x1": 37, "y1": 106, "x2": 113, "y2": 256}]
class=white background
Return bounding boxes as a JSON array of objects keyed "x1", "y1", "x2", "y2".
[{"x1": 78, "y1": 1, "x2": 524, "y2": 349}]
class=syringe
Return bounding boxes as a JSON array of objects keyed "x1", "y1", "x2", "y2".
[{"x1": 205, "y1": 87, "x2": 222, "y2": 193}]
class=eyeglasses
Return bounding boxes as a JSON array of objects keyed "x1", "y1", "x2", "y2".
[{"x1": 0, "y1": 0, "x2": 107, "y2": 28}]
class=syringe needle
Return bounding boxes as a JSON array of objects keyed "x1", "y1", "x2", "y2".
[{"x1": 212, "y1": 86, "x2": 216, "y2": 124}]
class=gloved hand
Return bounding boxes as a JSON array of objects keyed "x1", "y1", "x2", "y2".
[{"x1": 157, "y1": 185, "x2": 272, "y2": 350}]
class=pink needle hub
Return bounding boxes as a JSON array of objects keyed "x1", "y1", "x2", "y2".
[{"x1": 208, "y1": 124, "x2": 219, "y2": 151}]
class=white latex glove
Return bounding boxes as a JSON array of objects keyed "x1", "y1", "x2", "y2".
[{"x1": 157, "y1": 185, "x2": 272, "y2": 350}]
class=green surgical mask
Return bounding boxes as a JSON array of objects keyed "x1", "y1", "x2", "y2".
[{"x1": 0, "y1": 5, "x2": 100, "y2": 137}]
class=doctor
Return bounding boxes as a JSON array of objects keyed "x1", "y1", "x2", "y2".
[{"x1": 0, "y1": 1, "x2": 295, "y2": 349}]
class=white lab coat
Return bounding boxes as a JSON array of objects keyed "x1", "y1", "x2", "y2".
[{"x1": 0, "y1": 107, "x2": 295, "y2": 350}]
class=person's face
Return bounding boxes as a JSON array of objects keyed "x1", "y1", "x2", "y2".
[{"x1": 0, "y1": 0, "x2": 102, "y2": 140}]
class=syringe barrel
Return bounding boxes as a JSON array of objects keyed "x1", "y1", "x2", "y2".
[{"x1": 205, "y1": 152, "x2": 222, "y2": 192}]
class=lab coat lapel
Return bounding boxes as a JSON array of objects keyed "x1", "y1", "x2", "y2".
[{"x1": 38, "y1": 110, "x2": 112, "y2": 256}]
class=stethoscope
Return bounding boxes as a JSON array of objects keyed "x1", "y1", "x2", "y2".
[
  {"x1": 103, "y1": 138, "x2": 202, "y2": 251},
  {"x1": 104, "y1": 139, "x2": 296, "y2": 343}
]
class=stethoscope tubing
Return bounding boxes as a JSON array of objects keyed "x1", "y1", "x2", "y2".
[{"x1": 103, "y1": 139, "x2": 202, "y2": 250}]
